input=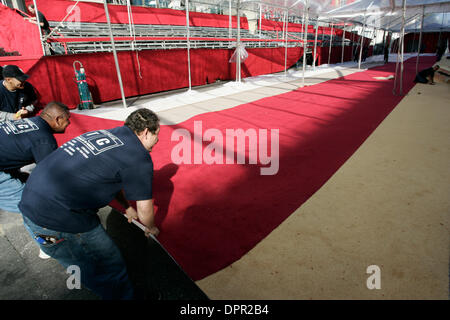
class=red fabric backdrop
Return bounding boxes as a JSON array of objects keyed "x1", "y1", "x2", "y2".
[
  {"x1": 6, "y1": 47, "x2": 301, "y2": 109},
  {"x1": 0, "y1": 4, "x2": 42, "y2": 58}
]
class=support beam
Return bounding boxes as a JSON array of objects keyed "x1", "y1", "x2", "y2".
[
  {"x1": 302, "y1": 1, "x2": 309, "y2": 87},
  {"x1": 416, "y1": 6, "x2": 425, "y2": 74},
  {"x1": 341, "y1": 21, "x2": 346, "y2": 64},
  {"x1": 284, "y1": 9, "x2": 289, "y2": 76},
  {"x1": 358, "y1": 14, "x2": 367, "y2": 70},
  {"x1": 328, "y1": 21, "x2": 334, "y2": 65},
  {"x1": 103, "y1": 0, "x2": 127, "y2": 109},
  {"x1": 236, "y1": 0, "x2": 241, "y2": 83},
  {"x1": 32, "y1": 0, "x2": 46, "y2": 56},
  {"x1": 393, "y1": 0, "x2": 407, "y2": 95},
  {"x1": 186, "y1": 0, "x2": 191, "y2": 91},
  {"x1": 229, "y1": 0, "x2": 232, "y2": 39},
  {"x1": 313, "y1": 18, "x2": 319, "y2": 70}
]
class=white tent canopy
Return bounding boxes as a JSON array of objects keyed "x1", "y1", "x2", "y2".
[
  {"x1": 320, "y1": 0, "x2": 450, "y2": 31},
  {"x1": 190, "y1": 0, "x2": 450, "y2": 31}
]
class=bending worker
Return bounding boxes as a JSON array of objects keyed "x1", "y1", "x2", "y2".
[
  {"x1": 19, "y1": 108, "x2": 161, "y2": 300},
  {"x1": 0, "y1": 101, "x2": 70, "y2": 214}
]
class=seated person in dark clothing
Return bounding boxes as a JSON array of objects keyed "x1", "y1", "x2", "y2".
[
  {"x1": 1, "y1": 65, "x2": 37, "y2": 122},
  {"x1": 414, "y1": 65, "x2": 440, "y2": 84}
]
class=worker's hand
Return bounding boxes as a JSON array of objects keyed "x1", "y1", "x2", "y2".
[
  {"x1": 14, "y1": 108, "x2": 28, "y2": 120},
  {"x1": 144, "y1": 226, "x2": 160, "y2": 238},
  {"x1": 124, "y1": 206, "x2": 138, "y2": 223}
]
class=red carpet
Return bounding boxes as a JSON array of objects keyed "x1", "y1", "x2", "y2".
[{"x1": 55, "y1": 56, "x2": 435, "y2": 281}]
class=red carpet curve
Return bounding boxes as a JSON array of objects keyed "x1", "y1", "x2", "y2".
[{"x1": 55, "y1": 56, "x2": 435, "y2": 281}]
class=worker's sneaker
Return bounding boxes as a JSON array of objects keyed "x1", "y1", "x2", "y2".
[{"x1": 38, "y1": 249, "x2": 51, "y2": 259}]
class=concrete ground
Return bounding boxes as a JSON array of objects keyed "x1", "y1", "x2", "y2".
[{"x1": 1, "y1": 56, "x2": 448, "y2": 300}]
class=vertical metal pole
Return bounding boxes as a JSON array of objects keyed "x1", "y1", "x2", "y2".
[
  {"x1": 359, "y1": 15, "x2": 367, "y2": 69},
  {"x1": 126, "y1": 0, "x2": 135, "y2": 51},
  {"x1": 229, "y1": 0, "x2": 232, "y2": 39},
  {"x1": 186, "y1": 0, "x2": 191, "y2": 91},
  {"x1": 302, "y1": 1, "x2": 309, "y2": 87},
  {"x1": 399, "y1": 0, "x2": 406, "y2": 95},
  {"x1": 103, "y1": 0, "x2": 127, "y2": 108},
  {"x1": 393, "y1": 0, "x2": 406, "y2": 95},
  {"x1": 236, "y1": 0, "x2": 241, "y2": 82},
  {"x1": 416, "y1": 6, "x2": 425, "y2": 74},
  {"x1": 32, "y1": 0, "x2": 46, "y2": 56},
  {"x1": 259, "y1": 4, "x2": 262, "y2": 39},
  {"x1": 341, "y1": 21, "x2": 346, "y2": 64},
  {"x1": 351, "y1": 24, "x2": 355, "y2": 61},
  {"x1": 313, "y1": 18, "x2": 319, "y2": 70},
  {"x1": 284, "y1": 9, "x2": 289, "y2": 76},
  {"x1": 328, "y1": 22, "x2": 333, "y2": 65}
]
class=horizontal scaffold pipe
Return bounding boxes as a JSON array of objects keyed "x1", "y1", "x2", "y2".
[{"x1": 48, "y1": 36, "x2": 321, "y2": 44}]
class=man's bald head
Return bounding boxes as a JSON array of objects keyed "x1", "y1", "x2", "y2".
[{"x1": 40, "y1": 101, "x2": 71, "y2": 133}]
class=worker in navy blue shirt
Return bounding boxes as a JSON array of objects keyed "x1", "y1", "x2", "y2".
[
  {"x1": 0, "y1": 101, "x2": 70, "y2": 214},
  {"x1": 1, "y1": 65, "x2": 37, "y2": 122},
  {"x1": 414, "y1": 65, "x2": 440, "y2": 84},
  {"x1": 19, "y1": 108, "x2": 161, "y2": 300}
]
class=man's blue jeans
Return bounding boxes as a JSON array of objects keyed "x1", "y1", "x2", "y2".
[
  {"x1": 0, "y1": 171, "x2": 24, "y2": 213},
  {"x1": 22, "y1": 215, "x2": 134, "y2": 300}
]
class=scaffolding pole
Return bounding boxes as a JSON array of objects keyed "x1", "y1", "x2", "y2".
[
  {"x1": 313, "y1": 18, "x2": 319, "y2": 70},
  {"x1": 328, "y1": 21, "x2": 334, "y2": 65},
  {"x1": 393, "y1": 0, "x2": 407, "y2": 95},
  {"x1": 284, "y1": 9, "x2": 289, "y2": 76},
  {"x1": 186, "y1": 0, "x2": 192, "y2": 91},
  {"x1": 302, "y1": 0, "x2": 309, "y2": 87},
  {"x1": 236, "y1": 0, "x2": 241, "y2": 82},
  {"x1": 103, "y1": 0, "x2": 127, "y2": 108},
  {"x1": 32, "y1": 0, "x2": 46, "y2": 56},
  {"x1": 229, "y1": 0, "x2": 232, "y2": 39},
  {"x1": 341, "y1": 21, "x2": 346, "y2": 64},
  {"x1": 416, "y1": 6, "x2": 425, "y2": 75},
  {"x1": 358, "y1": 14, "x2": 367, "y2": 69}
]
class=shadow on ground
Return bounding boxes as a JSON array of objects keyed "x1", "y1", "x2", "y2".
[{"x1": 0, "y1": 208, "x2": 208, "y2": 300}]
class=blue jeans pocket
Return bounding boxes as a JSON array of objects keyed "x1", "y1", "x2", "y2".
[{"x1": 33, "y1": 233, "x2": 65, "y2": 249}]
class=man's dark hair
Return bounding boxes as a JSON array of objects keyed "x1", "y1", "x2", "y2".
[
  {"x1": 43, "y1": 101, "x2": 69, "y2": 113},
  {"x1": 40, "y1": 101, "x2": 69, "y2": 120},
  {"x1": 125, "y1": 109, "x2": 159, "y2": 135}
]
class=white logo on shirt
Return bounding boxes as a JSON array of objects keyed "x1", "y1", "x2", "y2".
[
  {"x1": 1, "y1": 119, "x2": 39, "y2": 135},
  {"x1": 61, "y1": 130, "x2": 124, "y2": 158}
]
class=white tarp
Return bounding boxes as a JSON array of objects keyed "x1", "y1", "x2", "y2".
[{"x1": 191, "y1": 0, "x2": 450, "y2": 31}]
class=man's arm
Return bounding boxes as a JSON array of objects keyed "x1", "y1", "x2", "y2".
[
  {"x1": 0, "y1": 110, "x2": 15, "y2": 122},
  {"x1": 136, "y1": 199, "x2": 160, "y2": 237},
  {"x1": 24, "y1": 16, "x2": 45, "y2": 28},
  {"x1": 114, "y1": 189, "x2": 139, "y2": 223}
]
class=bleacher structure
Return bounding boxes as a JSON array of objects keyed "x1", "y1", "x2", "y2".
[{"x1": 47, "y1": 20, "x2": 337, "y2": 55}]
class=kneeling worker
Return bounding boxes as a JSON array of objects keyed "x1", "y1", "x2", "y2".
[
  {"x1": 19, "y1": 108, "x2": 161, "y2": 300},
  {"x1": 414, "y1": 65, "x2": 440, "y2": 84}
]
